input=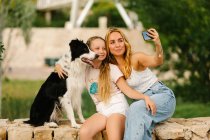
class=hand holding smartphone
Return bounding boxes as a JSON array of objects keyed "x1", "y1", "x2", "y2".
[{"x1": 142, "y1": 31, "x2": 153, "y2": 41}]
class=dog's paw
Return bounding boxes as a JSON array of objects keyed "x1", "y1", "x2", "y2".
[
  {"x1": 71, "y1": 123, "x2": 81, "y2": 129},
  {"x1": 80, "y1": 118, "x2": 86, "y2": 123},
  {"x1": 44, "y1": 122, "x2": 59, "y2": 128}
]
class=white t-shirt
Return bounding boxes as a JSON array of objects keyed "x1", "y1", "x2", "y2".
[
  {"x1": 126, "y1": 68, "x2": 158, "y2": 93},
  {"x1": 85, "y1": 64, "x2": 123, "y2": 105}
]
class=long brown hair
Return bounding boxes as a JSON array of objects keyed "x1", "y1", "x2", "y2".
[
  {"x1": 86, "y1": 36, "x2": 111, "y2": 102},
  {"x1": 105, "y1": 28, "x2": 132, "y2": 79}
]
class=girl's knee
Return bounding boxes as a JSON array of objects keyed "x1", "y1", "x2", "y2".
[
  {"x1": 108, "y1": 135, "x2": 122, "y2": 140},
  {"x1": 79, "y1": 126, "x2": 91, "y2": 138}
]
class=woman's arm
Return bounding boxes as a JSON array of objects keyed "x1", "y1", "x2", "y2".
[
  {"x1": 116, "y1": 77, "x2": 156, "y2": 115},
  {"x1": 135, "y1": 28, "x2": 163, "y2": 68}
]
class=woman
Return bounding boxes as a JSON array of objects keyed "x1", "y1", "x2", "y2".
[
  {"x1": 55, "y1": 36, "x2": 156, "y2": 140},
  {"x1": 105, "y1": 28, "x2": 176, "y2": 140}
]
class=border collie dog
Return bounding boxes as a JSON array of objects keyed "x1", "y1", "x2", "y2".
[{"x1": 24, "y1": 39, "x2": 98, "y2": 128}]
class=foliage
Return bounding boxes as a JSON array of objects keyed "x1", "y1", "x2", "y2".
[
  {"x1": 83, "y1": 1, "x2": 126, "y2": 27},
  {"x1": 127, "y1": 0, "x2": 210, "y2": 102},
  {"x1": 0, "y1": 42, "x2": 4, "y2": 61},
  {"x1": 0, "y1": 0, "x2": 36, "y2": 43},
  {"x1": 33, "y1": 10, "x2": 70, "y2": 27}
]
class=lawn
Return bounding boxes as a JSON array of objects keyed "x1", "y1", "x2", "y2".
[{"x1": 1, "y1": 79, "x2": 210, "y2": 120}]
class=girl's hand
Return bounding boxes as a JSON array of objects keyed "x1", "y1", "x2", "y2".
[
  {"x1": 54, "y1": 64, "x2": 68, "y2": 79},
  {"x1": 147, "y1": 28, "x2": 161, "y2": 45},
  {"x1": 144, "y1": 95, "x2": 157, "y2": 116}
]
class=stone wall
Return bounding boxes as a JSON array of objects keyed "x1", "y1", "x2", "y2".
[
  {"x1": 2, "y1": 28, "x2": 153, "y2": 68},
  {"x1": 0, "y1": 117, "x2": 210, "y2": 140},
  {"x1": 2, "y1": 28, "x2": 153, "y2": 80}
]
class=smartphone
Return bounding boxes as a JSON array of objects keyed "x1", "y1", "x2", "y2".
[{"x1": 142, "y1": 31, "x2": 153, "y2": 41}]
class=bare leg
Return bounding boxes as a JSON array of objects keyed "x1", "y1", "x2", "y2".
[
  {"x1": 106, "y1": 113, "x2": 126, "y2": 140},
  {"x1": 79, "y1": 113, "x2": 107, "y2": 140}
]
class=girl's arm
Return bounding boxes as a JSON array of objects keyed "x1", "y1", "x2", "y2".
[
  {"x1": 55, "y1": 64, "x2": 68, "y2": 79},
  {"x1": 54, "y1": 53, "x2": 69, "y2": 78},
  {"x1": 116, "y1": 77, "x2": 156, "y2": 115},
  {"x1": 135, "y1": 28, "x2": 163, "y2": 68}
]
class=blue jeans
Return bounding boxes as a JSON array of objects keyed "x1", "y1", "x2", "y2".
[{"x1": 124, "y1": 81, "x2": 176, "y2": 140}]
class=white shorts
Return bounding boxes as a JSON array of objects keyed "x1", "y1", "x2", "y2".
[{"x1": 96, "y1": 93, "x2": 129, "y2": 117}]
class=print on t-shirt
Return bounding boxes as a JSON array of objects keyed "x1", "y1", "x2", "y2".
[{"x1": 90, "y1": 82, "x2": 98, "y2": 94}]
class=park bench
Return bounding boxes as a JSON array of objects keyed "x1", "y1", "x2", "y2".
[{"x1": 0, "y1": 117, "x2": 210, "y2": 140}]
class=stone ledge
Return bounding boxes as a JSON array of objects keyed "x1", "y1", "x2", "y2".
[
  {"x1": 155, "y1": 117, "x2": 210, "y2": 140},
  {"x1": 0, "y1": 117, "x2": 210, "y2": 140}
]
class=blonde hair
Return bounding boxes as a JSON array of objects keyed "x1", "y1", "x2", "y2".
[
  {"x1": 105, "y1": 28, "x2": 132, "y2": 79},
  {"x1": 86, "y1": 36, "x2": 111, "y2": 102}
]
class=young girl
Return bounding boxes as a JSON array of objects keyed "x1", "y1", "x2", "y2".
[
  {"x1": 55, "y1": 36, "x2": 156, "y2": 140},
  {"x1": 105, "y1": 28, "x2": 176, "y2": 140}
]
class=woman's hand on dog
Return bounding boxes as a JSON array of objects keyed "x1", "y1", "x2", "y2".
[{"x1": 55, "y1": 64, "x2": 68, "y2": 79}]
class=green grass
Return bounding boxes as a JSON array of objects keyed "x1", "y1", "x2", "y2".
[
  {"x1": 1, "y1": 79, "x2": 210, "y2": 120},
  {"x1": 173, "y1": 101, "x2": 210, "y2": 118},
  {"x1": 1, "y1": 79, "x2": 44, "y2": 120},
  {"x1": 1, "y1": 79, "x2": 96, "y2": 120}
]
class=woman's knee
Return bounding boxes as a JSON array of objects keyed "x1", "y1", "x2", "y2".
[{"x1": 129, "y1": 100, "x2": 146, "y2": 114}]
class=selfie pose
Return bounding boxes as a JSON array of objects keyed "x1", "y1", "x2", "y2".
[
  {"x1": 55, "y1": 36, "x2": 156, "y2": 140},
  {"x1": 105, "y1": 28, "x2": 176, "y2": 140}
]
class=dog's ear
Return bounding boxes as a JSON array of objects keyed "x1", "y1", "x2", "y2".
[
  {"x1": 69, "y1": 39, "x2": 80, "y2": 47},
  {"x1": 69, "y1": 39, "x2": 89, "y2": 61}
]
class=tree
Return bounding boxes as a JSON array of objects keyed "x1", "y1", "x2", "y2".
[
  {"x1": 127, "y1": 0, "x2": 210, "y2": 102},
  {"x1": 0, "y1": 0, "x2": 36, "y2": 117}
]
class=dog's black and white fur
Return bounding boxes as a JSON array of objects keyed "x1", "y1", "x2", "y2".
[{"x1": 24, "y1": 39, "x2": 97, "y2": 128}]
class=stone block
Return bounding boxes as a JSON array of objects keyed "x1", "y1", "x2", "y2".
[
  {"x1": 34, "y1": 127, "x2": 53, "y2": 140},
  {"x1": 155, "y1": 121, "x2": 185, "y2": 139},
  {"x1": 7, "y1": 126, "x2": 33, "y2": 140},
  {"x1": 0, "y1": 127, "x2": 6, "y2": 140},
  {"x1": 13, "y1": 118, "x2": 29, "y2": 124},
  {"x1": 191, "y1": 133, "x2": 208, "y2": 140},
  {"x1": 0, "y1": 119, "x2": 9, "y2": 127},
  {"x1": 54, "y1": 127, "x2": 78, "y2": 140}
]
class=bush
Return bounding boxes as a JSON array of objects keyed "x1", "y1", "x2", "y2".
[
  {"x1": 33, "y1": 10, "x2": 69, "y2": 27},
  {"x1": 128, "y1": 0, "x2": 210, "y2": 103}
]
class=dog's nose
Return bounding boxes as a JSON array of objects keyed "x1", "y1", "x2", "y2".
[{"x1": 95, "y1": 54, "x2": 99, "y2": 59}]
